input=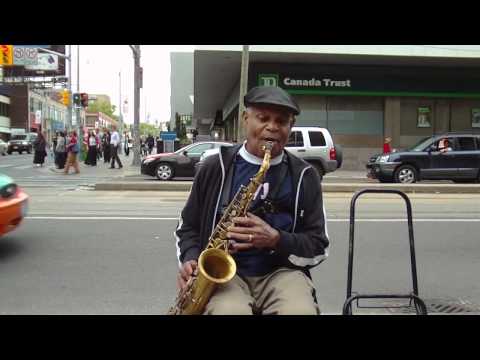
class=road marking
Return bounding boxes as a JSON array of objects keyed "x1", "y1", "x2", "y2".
[
  {"x1": 24, "y1": 217, "x2": 480, "y2": 221},
  {"x1": 15, "y1": 165, "x2": 35, "y2": 170}
]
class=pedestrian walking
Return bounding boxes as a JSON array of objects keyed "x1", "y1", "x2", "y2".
[
  {"x1": 383, "y1": 137, "x2": 392, "y2": 154},
  {"x1": 95, "y1": 128, "x2": 102, "y2": 160},
  {"x1": 147, "y1": 134, "x2": 155, "y2": 155},
  {"x1": 86, "y1": 131, "x2": 98, "y2": 166},
  {"x1": 109, "y1": 125, "x2": 123, "y2": 169},
  {"x1": 64, "y1": 130, "x2": 80, "y2": 175},
  {"x1": 33, "y1": 131, "x2": 48, "y2": 167},
  {"x1": 55, "y1": 131, "x2": 67, "y2": 169},
  {"x1": 103, "y1": 128, "x2": 111, "y2": 163}
]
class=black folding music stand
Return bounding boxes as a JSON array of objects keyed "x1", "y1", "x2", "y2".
[{"x1": 342, "y1": 189, "x2": 428, "y2": 315}]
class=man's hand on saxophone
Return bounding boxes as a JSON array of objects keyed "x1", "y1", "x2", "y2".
[
  {"x1": 177, "y1": 260, "x2": 197, "y2": 291},
  {"x1": 227, "y1": 212, "x2": 281, "y2": 253}
]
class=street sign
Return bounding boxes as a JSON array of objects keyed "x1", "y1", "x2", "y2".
[
  {"x1": 160, "y1": 131, "x2": 177, "y2": 141},
  {"x1": 13, "y1": 46, "x2": 38, "y2": 66},
  {"x1": 25, "y1": 53, "x2": 58, "y2": 71},
  {"x1": 35, "y1": 110, "x2": 42, "y2": 124}
]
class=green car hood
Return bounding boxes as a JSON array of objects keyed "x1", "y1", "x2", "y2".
[{"x1": 0, "y1": 174, "x2": 14, "y2": 187}]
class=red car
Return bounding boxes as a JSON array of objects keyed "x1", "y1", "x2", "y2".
[{"x1": 0, "y1": 174, "x2": 29, "y2": 237}]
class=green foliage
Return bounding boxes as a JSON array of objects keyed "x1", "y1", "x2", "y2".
[
  {"x1": 139, "y1": 123, "x2": 159, "y2": 137},
  {"x1": 87, "y1": 100, "x2": 118, "y2": 121}
]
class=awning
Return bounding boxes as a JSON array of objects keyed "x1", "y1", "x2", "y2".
[{"x1": 0, "y1": 126, "x2": 11, "y2": 134}]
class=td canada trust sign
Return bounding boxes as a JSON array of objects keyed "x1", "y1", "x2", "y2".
[{"x1": 258, "y1": 73, "x2": 352, "y2": 90}]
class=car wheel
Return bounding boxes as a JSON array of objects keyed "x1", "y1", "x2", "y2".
[
  {"x1": 155, "y1": 163, "x2": 174, "y2": 181},
  {"x1": 19, "y1": 151, "x2": 23, "y2": 155},
  {"x1": 394, "y1": 165, "x2": 418, "y2": 184},
  {"x1": 27, "y1": 149, "x2": 31, "y2": 154},
  {"x1": 7, "y1": 151, "x2": 11, "y2": 155}
]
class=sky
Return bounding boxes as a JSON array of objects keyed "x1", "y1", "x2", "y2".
[{"x1": 69, "y1": 45, "x2": 195, "y2": 126}]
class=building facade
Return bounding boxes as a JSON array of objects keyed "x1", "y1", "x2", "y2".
[
  {"x1": 0, "y1": 94, "x2": 10, "y2": 141},
  {"x1": 190, "y1": 46, "x2": 480, "y2": 170},
  {"x1": 170, "y1": 52, "x2": 194, "y2": 132}
]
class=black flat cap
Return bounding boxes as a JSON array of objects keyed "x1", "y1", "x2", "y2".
[{"x1": 244, "y1": 86, "x2": 300, "y2": 115}]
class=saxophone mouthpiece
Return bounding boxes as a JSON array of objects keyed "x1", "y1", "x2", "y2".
[{"x1": 263, "y1": 141, "x2": 274, "y2": 152}]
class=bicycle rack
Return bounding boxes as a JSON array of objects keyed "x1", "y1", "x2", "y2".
[{"x1": 342, "y1": 189, "x2": 428, "y2": 315}]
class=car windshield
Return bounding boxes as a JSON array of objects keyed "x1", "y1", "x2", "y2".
[
  {"x1": 408, "y1": 137, "x2": 434, "y2": 152},
  {"x1": 12, "y1": 135, "x2": 27, "y2": 140}
]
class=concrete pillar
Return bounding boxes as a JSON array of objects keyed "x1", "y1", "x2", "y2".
[
  {"x1": 384, "y1": 97, "x2": 401, "y2": 148},
  {"x1": 434, "y1": 99, "x2": 450, "y2": 134}
]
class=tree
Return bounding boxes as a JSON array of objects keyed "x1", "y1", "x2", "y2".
[
  {"x1": 139, "y1": 123, "x2": 159, "y2": 137},
  {"x1": 86, "y1": 100, "x2": 119, "y2": 121}
]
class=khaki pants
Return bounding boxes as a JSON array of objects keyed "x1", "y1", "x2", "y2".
[
  {"x1": 204, "y1": 267, "x2": 320, "y2": 315},
  {"x1": 64, "y1": 152, "x2": 80, "y2": 174}
]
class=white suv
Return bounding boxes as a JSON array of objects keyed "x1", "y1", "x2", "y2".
[{"x1": 285, "y1": 127, "x2": 342, "y2": 176}]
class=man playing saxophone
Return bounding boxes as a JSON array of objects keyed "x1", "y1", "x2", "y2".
[{"x1": 174, "y1": 86, "x2": 330, "y2": 315}]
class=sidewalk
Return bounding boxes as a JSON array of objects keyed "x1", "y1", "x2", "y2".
[{"x1": 93, "y1": 165, "x2": 480, "y2": 194}]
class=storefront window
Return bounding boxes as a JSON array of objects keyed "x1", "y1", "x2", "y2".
[
  {"x1": 417, "y1": 106, "x2": 432, "y2": 128},
  {"x1": 472, "y1": 108, "x2": 480, "y2": 128}
]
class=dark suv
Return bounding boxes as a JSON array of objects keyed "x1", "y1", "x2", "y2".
[{"x1": 367, "y1": 133, "x2": 480, "y2": 183}]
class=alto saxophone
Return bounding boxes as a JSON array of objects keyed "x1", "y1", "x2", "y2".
[{"x1": 168, "y1": 141, "x2": 274, "y2": 315}]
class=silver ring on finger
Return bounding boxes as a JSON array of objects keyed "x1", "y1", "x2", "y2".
[{"x1": 249, "y1": 234, "x2": 253, "y2": 242}]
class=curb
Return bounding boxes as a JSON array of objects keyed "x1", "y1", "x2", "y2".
[{"x1": 94, "y1": 181, "x2": 480, "y2": 193}]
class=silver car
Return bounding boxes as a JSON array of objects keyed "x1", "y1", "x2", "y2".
[{"x1": 0, "y1": 139, "x2": 7, "y2": 156}]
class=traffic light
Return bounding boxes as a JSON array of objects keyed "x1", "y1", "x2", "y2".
[
  {"x1": 0, "y1": 45, "x2": 13, "y2": 65},
  {"x1": 73, "y1": 93, "x2": 81, "y2": 106},
  {"x1": 61, "y1": 89, "x2": 70, "y2": 106},
  {"x1": 80, "y1": 93, "x2": 89, "y2": 107}
]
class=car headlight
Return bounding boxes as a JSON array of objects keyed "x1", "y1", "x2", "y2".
[
  {"x1": 7, "y1": 141, "x2": 11, "y2": 146},
  {"x1": 22, "y1": 142, "x2": 28, "y2": 145},
  {"x1": 378, "y1": 155, "x2": 390, "y2": 163},
  {"x1": 143, "y1": 157, "x2": 156, "y2": 164},
  {"x1": 0, "y1": 183, "x2": 17, "y2": 199}
]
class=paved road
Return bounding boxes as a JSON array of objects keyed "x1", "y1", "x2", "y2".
[
  {"x1": 0, "y1": 152, "x2": 133, "y2": 189},
  {"x1": 1, "y1": 188, "x2": 479, "y2": 314}
]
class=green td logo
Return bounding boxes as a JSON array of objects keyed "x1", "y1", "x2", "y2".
[{"x1": 258, "y1": 74, "x2": 279, "y2": 87}]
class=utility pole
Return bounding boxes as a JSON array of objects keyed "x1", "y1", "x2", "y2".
[
  {"x1": 237, "y1": 45, "x2": 250, "y2": 142},
  {"x1": 76, "y1": 45, "x2": 83, "y2": 160},
  {"x1": 67, "y1": 45, "x2": 72, "y2": 130},
  {"x1": 130, "y1": 45, "x2": 141, "y2": 166},
  {"x1": 119, "y1": 71, "x2": 123, "y2": 134}
]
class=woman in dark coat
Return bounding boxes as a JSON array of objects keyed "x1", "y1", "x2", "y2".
[
  {"x1": 85, "y1": 131, "x2": 98, "y2": 166},
  {"x1": 103, "y1": 129, "x2": 111, "y2": 163},
  {"x1": 33, "y1": 132, "x2": 48, "y2": 167}
]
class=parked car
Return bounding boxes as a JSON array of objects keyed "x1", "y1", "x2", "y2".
[
  {"x1": 0, "y1": 174, "x2": 29, "y2": 237},
  {"x1": 194, "y1": 127, "x2": 342, "y2": 177},
  {"x1": 7, "y1": 133, "x2": 37, "y2": 154},
  {"x1": 141, "y1": 141, "x2": 232, "y2": 180},
  {"x1": 366, "y1": 132, "x2": 480, "y2": 183},
  {"x1": 285, "y1": 127, "x2": 342, "y2": 176},
  {"x1": 0, "y1": 139, "x2": 7, "y2": 155},
  {"x1": 194, "y1": 144, "x2": 235, "y2": 175}
]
